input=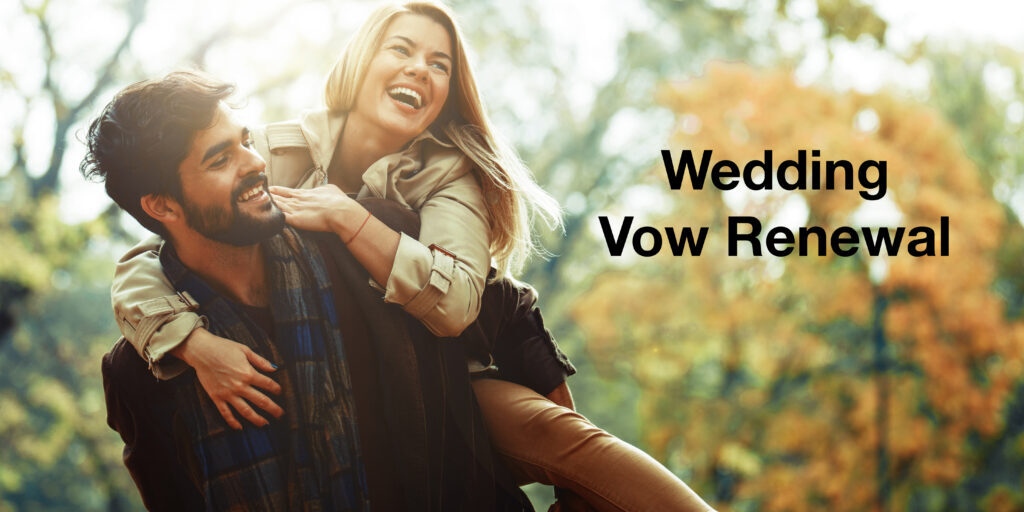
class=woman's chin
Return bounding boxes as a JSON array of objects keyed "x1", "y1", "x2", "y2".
[{"x1": 379, "y1": 116, "x2": 427, "y2": 140}]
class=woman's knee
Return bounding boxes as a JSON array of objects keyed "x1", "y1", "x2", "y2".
[{"x1": 472, "y1": 378, "x2": 606, "y2": 458}]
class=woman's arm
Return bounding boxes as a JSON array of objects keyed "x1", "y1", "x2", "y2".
[
  {"x1": 112, "y1": 235, "x2": 202, "y2": 376},
  {"x1": 270, "y1": 155, "x2": 491, "y2": 337},
  {"x1": 269, "y1": 186, "x2": 399, "y2": 293},
  {"x1": 111, "y1": 238, "x2": 282, "y2": 428}
]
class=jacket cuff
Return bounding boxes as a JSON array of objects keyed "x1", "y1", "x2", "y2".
[
  {"x1": 145, "y1": 313, "x2": 205, "y2": 380},
  {"x1": 128, "y1": 291, "x2": 204, "y2": 380},
  {"x1": 384, "y1": 233, "x2": 456, "y2": 318}
]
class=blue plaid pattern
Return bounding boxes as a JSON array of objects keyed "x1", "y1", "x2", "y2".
[{"x1": 161, "y1": 228, "x2": 368, "y2": 511}]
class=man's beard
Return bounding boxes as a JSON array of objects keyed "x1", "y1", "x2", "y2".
[{"x1": 183, "y1": 174, "x2": 285, "y2": 246}]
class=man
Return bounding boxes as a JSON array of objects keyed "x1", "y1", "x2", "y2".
[{"x1": 83, "y1": 71, "x2": 534, "y2": 511}]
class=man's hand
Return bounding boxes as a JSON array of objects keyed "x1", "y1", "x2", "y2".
[{"x1": 171, "y1": 328, "x2": 283, "y2": 429}]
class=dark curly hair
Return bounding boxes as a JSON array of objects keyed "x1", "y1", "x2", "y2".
[{"x1": 80, "y1": 70, "x2": 235, "y2": 236}]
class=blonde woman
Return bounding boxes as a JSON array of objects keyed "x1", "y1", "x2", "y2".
[{"x1": 111, "y1": 2, "x2": 713, "y2": 510}]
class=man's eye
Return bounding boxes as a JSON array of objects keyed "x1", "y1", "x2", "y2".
[
  {"x1": 243, "y1": 136, "x2": 254, "y2": 148},
  {"x1": 211, "y1": 156, "x2": 228, "y2": 168}
]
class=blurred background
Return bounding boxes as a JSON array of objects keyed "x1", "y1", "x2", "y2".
[{"x1": 2, "y1": 0, "x2": 1024, "y2": 510}]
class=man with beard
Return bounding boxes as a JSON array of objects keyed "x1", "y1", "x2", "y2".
[{"x1": 85, "y1": 71, "x2": 531, "y2": 511}]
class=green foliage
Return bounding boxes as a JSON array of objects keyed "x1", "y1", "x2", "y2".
[
  {"x1": 2, "y1": 0, "x2": 1024, "y2": 510},
  {"x1": 0, "y1": 198, "x2": 140, "y2": 510}
]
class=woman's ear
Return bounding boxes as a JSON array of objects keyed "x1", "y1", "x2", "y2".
[{"x1": 140, "y1": 194, "x2": 182, "y2": 226}]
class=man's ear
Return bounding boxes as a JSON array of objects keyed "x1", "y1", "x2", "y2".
[{"x1": 140, "y1": 194, "x2": 182, "y2": 225}]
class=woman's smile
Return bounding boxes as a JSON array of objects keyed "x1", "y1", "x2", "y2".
[
  {"x1": 386, "y1": 85, "x2": 423, "y2": 110},
  {"x1": 352, "y1": 13, "x2": 453, "y2": 147}
]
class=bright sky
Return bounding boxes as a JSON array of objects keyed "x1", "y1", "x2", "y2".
[
  {"x1": 2, "y1": 0, "x2": 1021, "y2": 232},
  {"x1": 873, "y1": 0, "x2": 1024, "y2": 49}
]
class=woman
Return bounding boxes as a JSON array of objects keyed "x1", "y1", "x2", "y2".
[{"x1": 111, "y1": 2, "x2": 713, "y2": 510}]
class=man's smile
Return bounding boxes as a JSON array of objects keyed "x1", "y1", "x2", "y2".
[
  {"x1": 237, "y1": 184, "x2": 267, "y2": 203},
  {"x1": 235, "y1": 174, "x2": 270, "y2": 205}
]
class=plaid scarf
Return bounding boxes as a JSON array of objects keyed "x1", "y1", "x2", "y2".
[{"x1": 160, "y1": 228, "x2": 368, "y2": 511}]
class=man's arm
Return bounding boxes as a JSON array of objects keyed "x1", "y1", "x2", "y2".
[
  {"x1": 357, "y1": 197, "x2": 579, "y2": 404},
  {"x1": 103, "y1": 339, "x2": 206, "y2": 510}
]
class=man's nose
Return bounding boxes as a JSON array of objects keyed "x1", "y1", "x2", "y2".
[{"x1": 242, "y1": 144, "x2": 267, "y2": 173}]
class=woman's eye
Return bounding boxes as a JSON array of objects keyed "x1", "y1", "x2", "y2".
[
  {"x1": 243, "y1": 136, "x2": 254, "y2": 148},
  {"x1": 389, "y1": 45, "x2": 409, "y2": 56},
  {"x1": 431, "y1": 62, "x2": 449, "y2": 73}
]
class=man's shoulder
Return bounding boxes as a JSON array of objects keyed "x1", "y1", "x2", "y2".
[
  {"x1": 102, "y1": 337, "x2": 146, "y2": 380},
  {"x1": 102, "y1": 338, "x2": 175, "y2": 395},
  {"x1": 102, "y1": 337, "x2": 175, "y2": 432}
]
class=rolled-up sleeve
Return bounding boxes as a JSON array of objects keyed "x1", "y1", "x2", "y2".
[
  {"x1": 383, "y1": 157, "x2": 491, "y2": 338},
  {"x1": 112, "y1": 236, "x2": 203, "y2": 379}
]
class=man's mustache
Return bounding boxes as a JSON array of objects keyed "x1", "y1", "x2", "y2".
[{"x1": 232, "y1": 173, "x2": 268, "y2": 202}]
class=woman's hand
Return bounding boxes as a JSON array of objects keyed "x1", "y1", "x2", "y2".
[
  {"x1": 273, "y1": 185, "x2": 399, "y2": 287},
  {"x1": 171, "y1": 328, "x2": 283, "y2": 429},
  {"x1": 270, "y1": 185, "x2": 354, "y2": 234}
]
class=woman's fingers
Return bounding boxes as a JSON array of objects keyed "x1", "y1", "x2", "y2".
[
  {"x1": 272, "y1": 197, "x2": 301, "y2": 217},
  {"x1": 272, "y1": 197, "x2": 293, "y2": 212},
  {"x1": 241, "y1": 388, "x2": 284, "y2": 420},
  {"x1": 250, "y1": 372, "x2": 282, "y2": 396},
  {"x1": 268, "y1": 185, "x2": 298, "y2": 197},
  {"x1": 245, "y1": 349, "x2": 279, "y2": 374},
  {"x1": 214, "y1": 399, "x2": 244, "y2": 430},
  {"x1": 229, "y1": 396, "x2": 269, "y2": 427},
  {"x1": 270, "y1": 184, "x2": 351, "y2": 233}
]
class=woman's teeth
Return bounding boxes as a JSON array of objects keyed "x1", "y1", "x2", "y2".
[
  {"x1": 237, "y1": 185, "x2": 264, "y2": 202},
  {"x1": 387, "y1": 86, "x2": 422, "y2": 109}
]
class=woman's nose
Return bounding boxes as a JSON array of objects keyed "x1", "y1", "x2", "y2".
[{"x1": 404, "y1": 61, "x2": 429, "y2": 81}]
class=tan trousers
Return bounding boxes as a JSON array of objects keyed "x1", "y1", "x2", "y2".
[{"x1": 472, "y1": 378, "x2": 715, "y2": 512}]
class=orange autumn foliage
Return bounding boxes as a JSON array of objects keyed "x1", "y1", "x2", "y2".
[{"x1": 572, "y1": 63, "x2": 1024, "y2": 510}]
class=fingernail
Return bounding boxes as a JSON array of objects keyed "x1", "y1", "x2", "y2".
[{"x1": 270, "y1": 363, "x2": 278, "y2": 370}]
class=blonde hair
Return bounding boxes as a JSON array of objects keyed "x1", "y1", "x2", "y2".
[{"x1": 324, "y1": 1, "x2": 562, "y2": 276}]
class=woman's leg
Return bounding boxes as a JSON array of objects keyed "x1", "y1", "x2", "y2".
[{"x1": 472, "y1": 378, "x2": 714, "y2": 512}]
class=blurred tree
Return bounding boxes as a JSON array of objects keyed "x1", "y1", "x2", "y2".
[
  {"x1": 1, "y1": 1, "x2": 150, "y2": 508},
  {"x1": 918, "y1": 44, "x2": 1024, "y2": 511},
  {"x1": 571, "y1": 63, "x2": 1024, "y2": 511},
  {"x1": 922, "y1": 45, "x2": 1024, "y2": 318},
  {"x1": 3, "y1": 0, "x2": 1023, "y2": 510},
  {"x1": 0, "y1": 0, "x2": 322, "y2": 508},
  {"x1": 445, "y1": 0, "x2": 905, "y2": 505}
]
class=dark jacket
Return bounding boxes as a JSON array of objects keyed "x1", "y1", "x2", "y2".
[{"x1": 103, "y1": 200, "x2": 571, "y2": 510}]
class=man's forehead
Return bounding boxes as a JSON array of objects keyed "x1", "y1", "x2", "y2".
[
  {"x1": 185, "y1": 103, "x2": 243, "y2": 162},
  {"x1": 196, "y1": 103, "x2": 241, "y2": 141}
]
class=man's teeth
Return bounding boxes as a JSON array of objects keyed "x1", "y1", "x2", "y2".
[
  {"x1": 237, "y1": 185, "x2": 264, "y2": 202},
  {"x1": 388, "y1": 86, "x2": 422, "y2": 109}
]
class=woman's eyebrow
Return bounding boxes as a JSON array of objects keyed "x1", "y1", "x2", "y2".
[
  {"x1": 386, "y1": 35, "x2": 452, "y2": 61},
  {"x1": 386, "y1": 35, "x2": 415, "y2": 46}
]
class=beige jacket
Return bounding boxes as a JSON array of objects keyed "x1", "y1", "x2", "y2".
[{"x1": 112, "y1": 109, "x2": 491, "y2": 379}]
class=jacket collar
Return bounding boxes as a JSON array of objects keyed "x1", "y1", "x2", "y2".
[{"x1": 297, "y1": 108, "x2": 455, "y2": 195}]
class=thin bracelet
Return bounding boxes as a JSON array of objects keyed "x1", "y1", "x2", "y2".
[{"x1": 345, "y1": 210, "x2": 373, "y2": 244}]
